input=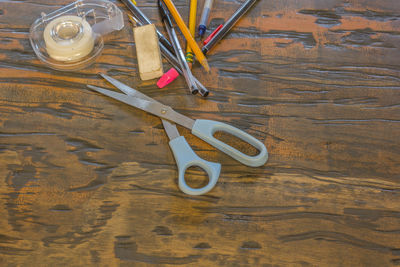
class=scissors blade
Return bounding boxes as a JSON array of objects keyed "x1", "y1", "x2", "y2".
[
  {"x1": 88, "y1": 85, "x2": 195, "y2": 130},
  {"x1": 162, "y1": 120, "x2": 180, "y2": 140},
  {"x1": 99, "y1": 73, "x2": 154, "y2": 102},
  {"x1": 99, "y1": 74, "x2": 183, "y2": 140}
]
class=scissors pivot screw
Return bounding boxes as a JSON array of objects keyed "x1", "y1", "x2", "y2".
[{"x1": 161, "y1": 108, "x2": 167, "y2": 114}]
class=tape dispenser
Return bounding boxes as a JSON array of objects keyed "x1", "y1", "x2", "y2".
[{"x1": 29, "y1": 0, "x2": 124, "y2": 71}]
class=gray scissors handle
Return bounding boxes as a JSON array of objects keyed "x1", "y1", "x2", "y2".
[
  {"x1": 192, "y1": 120, "x2": 268, "y2": 167},
  {"x1": 169, "y1": 136, "x2": 221, "y2": 195}
]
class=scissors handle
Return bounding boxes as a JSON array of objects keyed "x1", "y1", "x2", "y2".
[
  {"x1": 169, "y1": 136, "x2": 221, "y2": 195},
  {"x1": 191, "y1": 120, "x2": 268, "y2": 167}
]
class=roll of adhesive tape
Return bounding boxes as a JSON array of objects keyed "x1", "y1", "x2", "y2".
[{"x1": 43, "y1": 15, "x2": 94, "y2": 61}]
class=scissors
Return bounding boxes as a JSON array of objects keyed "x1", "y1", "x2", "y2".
[{"x1": 88, "y1": 74, "x2": 268, "y2": 195}]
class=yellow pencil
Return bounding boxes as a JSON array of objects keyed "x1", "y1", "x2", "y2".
[
  {"x1": 162, "y1": 0, "x2": 210, "y2": 72},
  {"x1": 185, "y1": 0, "x2": 197, "y2": 68}
]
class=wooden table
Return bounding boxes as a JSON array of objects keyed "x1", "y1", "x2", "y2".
[{"x1": 1, "y1": 0, "x2": 400, "y2": 266}]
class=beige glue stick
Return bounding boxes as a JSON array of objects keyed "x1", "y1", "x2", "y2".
[{"x1": 133, "y1": 24, "x2": 163, "y2": 80}]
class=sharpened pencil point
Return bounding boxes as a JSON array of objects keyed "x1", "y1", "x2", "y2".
[{"x1": 201, "y1": 59, "x2": 210, "y2": 72}]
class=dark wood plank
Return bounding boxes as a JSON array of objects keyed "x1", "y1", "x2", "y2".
[{"x1": 1, "y1": 0, "x2": 400, "y2": 266}]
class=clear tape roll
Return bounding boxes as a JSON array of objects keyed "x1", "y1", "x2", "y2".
[{"x1": 43, "y1": 15, "x2": 94, "y2": 62}]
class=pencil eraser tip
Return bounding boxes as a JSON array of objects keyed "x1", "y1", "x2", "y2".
[{"x1": 157, "y1": 68, "x2": 179, "y2": 88}]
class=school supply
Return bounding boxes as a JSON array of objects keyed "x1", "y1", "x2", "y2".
[
  {"x1": 120, "y1": 0, "x2": 175, "y2": 55},
  {"x1": 88, "y1": 74, "x2": 268, "y2": 194},
  {"x1": 161, "y1": 0, "x2": 210, "y2": 72},
  {"x1": 132, "y1": 23, "x2": 164, "y2": 80},
  {"x1": 202, "y1": 0, "x2": 258, "y2": 55},
  {"x1": 185, "y1": 0, "x2": 198, "y2": 66},
  {"x1": 131, "y1": 16, "x2": 210, "y2": 96},
  {"x1": 198, "y1": 0, "x2": 214, "y2": 37},
  {"x1": 157, "y1": 68, "x2": 179, "y2": 88},
  {"x1": 30, "y1": 0, "x2": 124, "y2": 70},
  {"x1": 159, "y1": 0, "x2": 199, "y2": 94}
]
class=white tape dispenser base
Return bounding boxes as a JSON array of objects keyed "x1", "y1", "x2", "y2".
[
  {"x1": 29, "y1": 0, "x2": 124, "y2": 71},
  {"x1": 43, "y1": 15, "x2": 94, "y2": 62}
]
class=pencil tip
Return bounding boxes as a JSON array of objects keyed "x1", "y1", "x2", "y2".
[{"x1": 202, "y1": 60, "x2": 210, "y2": 72}]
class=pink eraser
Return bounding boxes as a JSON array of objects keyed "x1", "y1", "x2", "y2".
[{"x1": 157, "y1": 68, "x2": 179, "y2": 88}]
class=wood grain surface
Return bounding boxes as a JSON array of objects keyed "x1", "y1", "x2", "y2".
[{"x1": 1, "y1": 0, "x2": 400, "y2": 266}]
